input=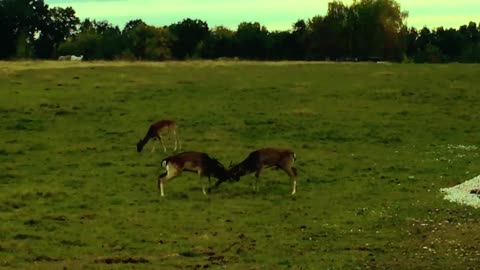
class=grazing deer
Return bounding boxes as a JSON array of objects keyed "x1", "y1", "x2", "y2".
[
  {"x1": 214, "y1": 148, "x2": 297, "y2": 195},
  {"x1": 58, "y1": 55, "x2": 72, "y2": 60},
  {"x1": 71, "y1": 55, "x2": 83, "y2": 61},
  {"x1": 157, "y1": 151, "x2": 229, "y2": 197},
  {"x1": 137, "y1": 120, "x2": 181, "y2": 153}
]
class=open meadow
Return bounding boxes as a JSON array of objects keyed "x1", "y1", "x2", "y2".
[{"x1": 0, "y1": 60, "x2": 480, "y2": 269}]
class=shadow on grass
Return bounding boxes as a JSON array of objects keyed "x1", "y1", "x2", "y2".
[
  {"x1": 7, "y1": 118, "x2": 46, "y2": 131},
  {"x1": 13, "y1": 234, "x2": 42, "y2": 240}
]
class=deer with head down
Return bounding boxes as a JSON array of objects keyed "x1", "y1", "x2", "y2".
[
  {"x1": 213, "y1": 148, "x2": 298, "y2": 195},
  {"x1": 157, "y1": 151, "x2": 229, "y2": 197},
  {"x1": 137, "y1": 120, "x2": 181, "y2": 153}
]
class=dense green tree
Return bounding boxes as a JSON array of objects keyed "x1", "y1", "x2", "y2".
[
  {"x1": 404, "y1": 27, "x2": 418, "y2": 57},
  {"x1": 350, "y1": 0, "x2": 408, "y2": 60},
  {"x1": 58, "y1": 19, "x2": 122, "y2": 60},
  {"x1": 266, "y1": 30, "x2": 296, "y2": 60},
  {"x1": 57, "y1": 30, "x2": 101, "y2": 59},
  {"x1": 323, "y1": 1, "x2": 351, "y2": 59},
  {"x1": 291, "y1": 19, "x2": 308, "y2": 59},
  {"x1": 235, "y1": 22, "x2": 269, "y2": 59},
  {"x1": 200, "y1": 26, "x2": 235, "y2": 59},
  {"x1": 122, "y1": 21, "x2": 149, "y2": 59},
  {"x1": 434, "y1": 27, "x2": 462, "y2": 61},
  {"x1": 102, "y1": 26, "x2": 123, "y2": 59},
  {"x1": 169, "y1": 18, "x2": 209, "y2": 59},
  {"x1": 144, "y1": 27, "x2": 172, "y2": 60},
  {"x1": 0, "y1": 0, "x2": 50, "y2": 58},
  {"x1": 306, "y1": 16, "x2": 327, "y2": 60},
  {"x1": 123, "y1": 22, "x2": 172, "y2": 60},
  {"x1": 34, "y1": 7, "x2": 79, "y2": 58}
]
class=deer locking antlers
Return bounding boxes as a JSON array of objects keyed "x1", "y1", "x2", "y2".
[{"x1": 137, "y1": 120, "x2": 298, "y2": 197}]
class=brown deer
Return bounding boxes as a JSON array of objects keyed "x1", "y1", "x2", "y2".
[
  {"x1": 157, "y1": 151, "x2": 229, "y2": 197},
  {"x1": 213, "y1": 148, "x2": 297, "y2": 195},
  {"x1": 137, "y1": 120, "x2": 181, "y2": 153}
]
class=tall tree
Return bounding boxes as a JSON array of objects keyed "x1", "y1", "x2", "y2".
[
  {"x1": 34, "y1": 6, "x2": 79, "y2": 58},
  {"x1": 323, "y1": 1, "x2": 350, "y2": 59},
  {"x1": 266, "y1": 30, "x2": 295, "y2": 60},
  {"x1": 58, "y1": 19, "x2": 122, "y2": 60},
  {"x1": 123, "y1": 22, "x2": 171, "y2": 60},
  {"x1": 306, "y1": 15, "x2": 327, "y2": 60},
  {"x1": 0, "y1": 0, "x2": 50, "y2": 58},
  {"x1": 291, "y1": 19, "x2": 308, "y2": 59},
  {"x1": 235, "y1": 22, "x2": 269, "y2": 59},
  {"x1": 144, "y1": 27, "x2": 172, "y2": 60},
  {"x1": 350, "y1": 0, "x2": 408, "y2": 60},
  {"x1": 201, "y1": 26, "x2": 235, "y2": 59},
  {"x1": 169, "y1": 18, "x2": 209, "y2": 59},
  {"x1": 435, "y1": 27, "x2": 462, "y2": 61},
  {"x1": 123, "y1": 19, "x2": 146, "y2": 33}
]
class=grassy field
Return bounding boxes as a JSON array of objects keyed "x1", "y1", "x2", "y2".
[{"x1": 0, "y1": 60, "x2": 480, "y2": 269}]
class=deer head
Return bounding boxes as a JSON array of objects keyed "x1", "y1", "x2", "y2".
[{"x1": 136, "y1": 139, "x2": 145, "y2": 152}]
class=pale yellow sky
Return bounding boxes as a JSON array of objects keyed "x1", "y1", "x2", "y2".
[{"x1": 46, "y1": 0, "x2": 480, "y2": 30}]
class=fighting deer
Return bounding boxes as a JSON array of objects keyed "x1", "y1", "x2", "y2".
[
  {"x1": 137, "y1": 120, "x2": 181, "y2": 153},
  {"x1": 157, "y1": 151, "x2": 229, "y2": 197},
  {"x1": 214, "y1": 148, "x2": 297, "y2": 195}
]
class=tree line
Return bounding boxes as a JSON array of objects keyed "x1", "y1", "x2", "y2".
[{"x1": 1, "y1": 0, "x2": 479, "y2": 62}]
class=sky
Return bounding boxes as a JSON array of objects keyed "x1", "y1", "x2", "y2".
[{"x1": 46, "y1": 0, "x2": 480, "y2": 31}]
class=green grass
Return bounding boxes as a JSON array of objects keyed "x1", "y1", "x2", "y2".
[{"x1": 1, "y1": 60, "x2": 480, "y2": 269}]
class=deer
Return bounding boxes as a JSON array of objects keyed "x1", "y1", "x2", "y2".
[
  {"x1": 58, "y1": 55, "x2": 71, "y2": 60},
  {"x1": 213, "y1": 148, "x2": 298, "y2": 195},
  {"x1": 71, "y1": 55, "x2": 83, "y2": 61},
  {"x1": 137, "y1": 120, "x2": 181, "y2": 153},
  {"x1": 157, "y1": 151, "x2": 229, "y2": 197}
]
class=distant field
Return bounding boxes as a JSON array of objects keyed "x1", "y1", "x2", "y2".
[{"x1": 0, "y1": 61, "x2": 479, "y2": 269}]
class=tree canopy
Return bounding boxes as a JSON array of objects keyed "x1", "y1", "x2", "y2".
[{"x1": 0, "y1": 0, "x2": 479, "y2": 62}]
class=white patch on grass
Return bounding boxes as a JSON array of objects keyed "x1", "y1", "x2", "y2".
[
  {"x1": 446, "y1": 144, "x2": 478, "y2": 151},
  {"x1": 440, "y1": 175, "x2": 480, "y2": 208}
]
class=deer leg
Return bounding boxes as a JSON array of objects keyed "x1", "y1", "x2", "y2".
[
  {"x1": 292, "y1": 177, "x2": 297, "y2": 195},
  {"x1": 158, "y1": 166, "x2": 178, "y2": 197},
  {"x1": 210, "y1": 177, "x2": 225, "y2": 191},
  {"x1": 159, "y1": 135, "x2": 167, "y2": 152},
  {"x1": 178, "y1": 131, "x2": 182, "y2": 150},
  {"x1": 151, "y1": 138, "x2": 156, "y2": 152},
  {"x1": 203, "y1": 176, "x2": 212, "y2": 195},
  {"x1": 281, "y1": 166, "x2": 297, "y2": 195},
  {"x1": 202, "y1": 178, "x2": 208, "y2": 195},
  {"x1": 158, "y1": 172, "x2": 167, "y2": 197},
  {"x1": 198, "y1": 170, "x2": 208, "y2": 195},
  {"x1": 292, "y1": 167, "x2": 297, "y2": 195},
  {"x1": 173, "y1": 131, "x2": 177, "y2": 151},
  {"x1": 254, "y1": 167, "x2": 262, "y2": 192}
]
